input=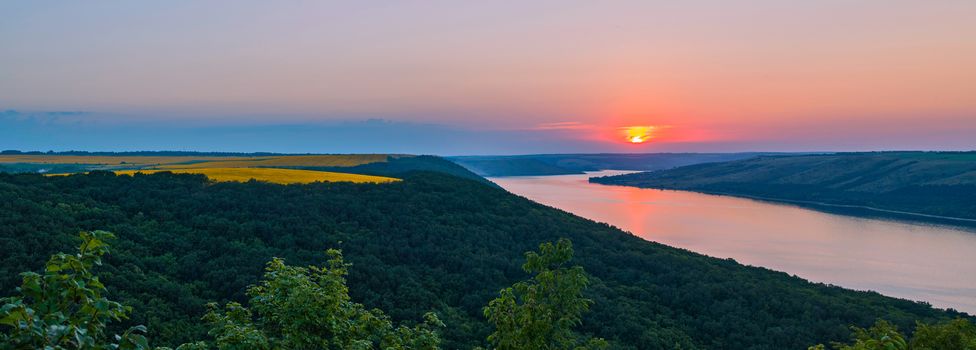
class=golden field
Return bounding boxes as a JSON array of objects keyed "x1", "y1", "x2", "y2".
[
  {"x1": 155, "y1": 154, "x2": 392, "y2": 169},
  {"x1": 12, "y1": 154, "x2": 404, "y2": 184},
  {"x1": 0, "y1": 154, "x2": 395, "y2": 169},
  {"x1": 0, "y1": 155, "x2": 245, "y2": 166},
  {"x1": 114, "y1": 167, "x2": 400, "y2": 184}
]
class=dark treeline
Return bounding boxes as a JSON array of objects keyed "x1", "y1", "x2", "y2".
[{"x1": 0, "y1": 171, "x2": 968, "y2": 349}]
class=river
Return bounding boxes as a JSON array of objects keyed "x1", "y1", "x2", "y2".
[{"x1": 492, "y1": 170, "x2": 976, "y2": 314}]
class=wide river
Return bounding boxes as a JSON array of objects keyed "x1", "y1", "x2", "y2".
[{"x1": 492, "y1": 170, "x2": 976, "y2": 314}]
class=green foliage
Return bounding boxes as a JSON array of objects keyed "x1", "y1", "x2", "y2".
[
  {"x1": 834, "y1": 320, "x2": 908, "y2": 350},
  {"x1": 0, "y1": 231, "x2": 149, "y2": 350},
  {"x1": 483, "y1": 239, "x2": 606, "y2": 350},
  {"x1": 811, "y1": 318, "x2": 976, "y2": 350},
  {"x1": 0, "y1": 171, "x2": 968, "y2": 349},
  {"x1": 175, "y1": 249, "x2": 442, "y2": 350},
  {"x1": 911, "y1": 318, "x2": 976, "y2": 350}
]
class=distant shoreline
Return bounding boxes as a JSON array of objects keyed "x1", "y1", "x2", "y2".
[{"x1": 593, "y1": 182, "x2": 976, "y2": 230}]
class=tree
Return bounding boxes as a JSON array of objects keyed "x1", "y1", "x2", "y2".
[
  {"x1": 810, "y1": 318, "x2": 976, "y2": 350},
  {"x1": 911, "y1": 318, "x2": 976, "y2": 350},
  {"x1": 0, "y1": 231, "x2": 442, "y2": 350},
  {"x1": 0, "y1": 230, "x2": 150, "y2": 350},
  {"x1": 482, "y1": 238, "x2": 607, "y2": 350},
  {"x1": 834, "y1": 320, "x2": 908, "y2": 350},
  {"x1": 171, "y1": 249, "x2": 443, "y2": 350}
]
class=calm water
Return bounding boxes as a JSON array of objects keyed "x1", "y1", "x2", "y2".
[{"x1": 492, "y1": 170, "x2": 976, "y2": 314}]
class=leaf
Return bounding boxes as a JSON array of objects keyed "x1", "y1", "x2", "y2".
[{"x1": 0, "y1": 309, "x2": 26, "y2": 326}]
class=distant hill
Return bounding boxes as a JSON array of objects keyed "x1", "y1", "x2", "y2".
[
  {"x1": 591, "y1": 151, "x2": 976, "y2": 224},
  {"x1": 449, "y1": 153, "x2": 784, "y2": 177}
]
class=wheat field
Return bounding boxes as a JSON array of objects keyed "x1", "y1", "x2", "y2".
[
  {"x1": 0, "y1": 155, "x2": 246, "y2": 166},
  {"x1": 0, "y1": 154, "x2": 394, "y2": 168},
  {"x1": 114, "y1": 167, "x2": 399, "y2": 184},
  {"x1": 155, "y1": 154, "x2": 392, "y2": 169}
]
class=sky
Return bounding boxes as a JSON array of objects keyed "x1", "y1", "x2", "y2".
[{"x1": 2, "y1": 1, "x2": 975, "y2": 154}]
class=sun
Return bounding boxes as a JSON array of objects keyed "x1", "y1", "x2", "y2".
[{"x1": 623, "y1": 126, "x2": 654, "y2": 144}]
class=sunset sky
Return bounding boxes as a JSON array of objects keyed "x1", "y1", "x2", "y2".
[{"x1": 2, "y1": 1, "x2": 974, "y2": 154}]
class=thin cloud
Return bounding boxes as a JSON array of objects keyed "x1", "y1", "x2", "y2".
[{"x1": 532, "y1": 121, "x2": 595, "y2": 130}]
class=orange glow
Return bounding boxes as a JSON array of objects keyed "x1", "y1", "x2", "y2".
[{"x1": 623, "y1": 126, "x2": 654, "y2": 144}]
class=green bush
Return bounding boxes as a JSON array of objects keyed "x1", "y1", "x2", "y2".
[{"x1": 0, "y1": 231, "x2": 149, "y2": 350}]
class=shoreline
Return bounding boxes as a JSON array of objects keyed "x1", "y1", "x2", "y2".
[{"x1": 589, "y1": 180, "x2": 976, "y2": 230}]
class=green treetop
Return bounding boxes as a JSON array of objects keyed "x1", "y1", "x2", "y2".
[
  {"x1": 0, "y1": 230, "x2": 150, "y2": 350},
  {"x1": 482, "y1": 238, "x2": 607, "y2": 350},
  {"x1": 166, "y1": 249, "x2": 443, "y2": 350}
]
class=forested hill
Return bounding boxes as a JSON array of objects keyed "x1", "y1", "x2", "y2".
[
  {"x1": 0, "y1": 171, "x2": 967, "y2": 349},
  {"x1": 307, "y1": 154, "x2": 491, "y2": 184},
  {"x1": 448, "y1": 153, "x2": 781, "y2": 177},
  {"x1": 591, "y1": 152, "x2": 976, "y2": 224}
]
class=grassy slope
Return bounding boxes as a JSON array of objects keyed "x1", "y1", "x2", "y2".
[
  {"x1": 114, "y1": 168, "x2": 400, "y2": 184},
  {"x1": 591, "y1": 152, "x2": 976, "y2": 222},
  {"x1": 0, "y1": 154, "x2": 394, "y2": 172},
  {"x1": 155, "y1": 154, "x2": 392, "y2": 169}
]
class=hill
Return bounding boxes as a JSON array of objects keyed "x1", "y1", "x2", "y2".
[
  {"x1": 449, "y1": 153, "x2": 783, "y2": 177},
  {"x1": 590, "y1": 152, "x2": 976, "y2": 224},
  {"x1": 0, "y1": 168, "x2": 966, "y2": 349},
  {"x1": 302, "y1": 155, "x2": 491, "y2": 184}
]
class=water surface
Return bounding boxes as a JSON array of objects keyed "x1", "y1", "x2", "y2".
[{"x1": 492, "y1": 170, "x2": 976, "y2": 313}]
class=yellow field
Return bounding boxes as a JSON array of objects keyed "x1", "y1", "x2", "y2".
[
  {"x1": 155, "y1": 154, "x2": 392, "y2": 169},
  {"x1": 114, "y1": 167, "x2": 400, "y2": 184},
  {"x1": 0, "y1": 155, "x2": 246, "y2": 166},
  {"x1": 0, "y1": 154, "x2": 395, "y2": 169}
]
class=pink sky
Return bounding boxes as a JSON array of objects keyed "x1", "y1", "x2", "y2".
[{"x1": 1, "y1": 1, "x2": 974, "y2": 152}]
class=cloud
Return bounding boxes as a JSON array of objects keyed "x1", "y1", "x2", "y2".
[
  {"x1": 531, "y1": 121, "x2": 595, "y2": 130},
  {"x1": 44, "y1": 111, "x2": 89, "y2": 116},
  {"x1": 0, "y1": 109, "x2": 92, "y2": 123}
]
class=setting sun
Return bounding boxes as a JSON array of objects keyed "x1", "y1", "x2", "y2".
[{"x1": 624, "y1": 126, "x2": 654, "y2": 144}]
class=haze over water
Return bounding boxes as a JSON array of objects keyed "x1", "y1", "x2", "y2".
[{"x1": 494, "y1": 171, "x2": 976, "y2": 314}]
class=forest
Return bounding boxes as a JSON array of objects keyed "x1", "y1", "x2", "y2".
[
  {"x1": 0, "y1": 169, "x2": 970, "y2": 349},
  {"x1": 2, "y1": 231, "x2": 609, "y2": 349}
]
